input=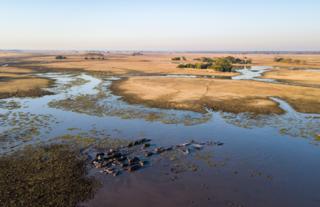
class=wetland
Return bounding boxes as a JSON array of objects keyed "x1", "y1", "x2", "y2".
[{"x1": 1, "y1": 53, "x2": 320, "y2": 207}]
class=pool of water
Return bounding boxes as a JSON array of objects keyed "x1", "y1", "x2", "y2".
[
  {"x1": 1, "y1": 72, "x2": 320, "y2": 207},
  {"x1": 232, "y1": 66, "x2": 275, "y2": 82}
]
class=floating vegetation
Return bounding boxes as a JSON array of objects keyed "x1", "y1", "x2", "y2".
[
  {"x1": 61, "y1": 77, "x2": 90, "y2": 89},
  {"x1": 52, "y1": 133, "x2": 130, "y2": 150},
  {"x1": 0, "y1": 144, "x2": 95, "y2": 207},
  {"x1": 0, "y1": 112, "x2": 57, "y2": 153},
  {"x1": 48, "y1": 92, "x2": 212, "y2": 126},
  {"x1": 222, "y1": 112, "x2": 320, "y2": 139},
  {"x1": 0, "y1": 100, "x2": 21, "y2": 110}
]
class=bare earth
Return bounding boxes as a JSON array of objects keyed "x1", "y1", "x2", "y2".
[{"x1": 111, "y1": 76, "x2": 320, "y2": 114}]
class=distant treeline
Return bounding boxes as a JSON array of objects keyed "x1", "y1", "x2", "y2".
[
  {"x1": 171, "y1": 56, "x2": 187, "y2": 61},
  {"x1": 274, "y1": 57, "x2": 306, "y2": 64},
  {"x1": 177, "y1": 56, "x2": 251, "y2": 72},
  {"x1": 84, "y1": 56, "x2": 105, "y2": 60},
  {"x1": 179, "y1": 51, "x2": 320, "y2": 55},
  {"x1": 193, "y1": 56, "x2": 251, "y2": 64}
]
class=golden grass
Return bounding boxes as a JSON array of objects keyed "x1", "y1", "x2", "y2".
[
  {"x1": 0, "y1": 67, "x2": 51, "y2": 98},
  {"x1": 111, "y1": 77, "x2": 320, "y2": 114},
  {"x1": 23, "y1": 53, "x2": 237, "y2": 76},
  {"x1": 263, "y1": 68, "x2": 320, "y2": 87},
  {"x1": 0, "y1": 78, "x2": 50, "y2": 93},
  {"x1": 0, "y1": 67, "x2": 33, "y2": 74}
]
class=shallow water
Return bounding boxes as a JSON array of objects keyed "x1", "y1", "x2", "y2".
[
  {"x1": 1, "y1": 72, "x2": 320, "y2": 207},
  {"x1": 232, "y1": 66, "x2": 275, "y2": 82}
]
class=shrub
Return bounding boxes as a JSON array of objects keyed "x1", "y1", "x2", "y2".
[
  {"x1": 274, "y1": 57, "x2": 304, "y2": 64},
  {"x1": 201, "y1": 57, "x2": 215, "y2": 62},
  {"x1": 55, "y1": 55, "x2": 66, "y2": 60},
  {"x1": 211, "y1": 58, "x2": 233, "y2": 72},
  {"x1": 172, "y1": 57, "x2": 181, "y2": 61}
]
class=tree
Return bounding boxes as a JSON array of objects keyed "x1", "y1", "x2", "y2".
[
  {"x1": 55, "y1": 55, "x2": 66, "y2": 60},
  {"x1": 211, "y1": 58, "x2": 233, "y2": 72}
]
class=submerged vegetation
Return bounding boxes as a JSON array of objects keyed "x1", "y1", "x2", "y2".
[{"x1": 0, "y1": 144, "x2": 95, "y2": 207}]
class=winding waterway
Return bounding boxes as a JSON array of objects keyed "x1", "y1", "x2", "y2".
[{"x1": 0, "y1": 67, "x2": 320, "y2": 207}]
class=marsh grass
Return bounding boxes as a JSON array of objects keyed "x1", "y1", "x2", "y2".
[{"x1": 0, "y1": 144, "x2": 95, "y2": 207}]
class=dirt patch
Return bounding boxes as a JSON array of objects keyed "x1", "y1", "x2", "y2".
[
  {"x1": 0, "y1": 144, "x2": 95, "y2": 207},
  {"x1": 111, "y1": 77, "x2": 320, "y2": 115}
]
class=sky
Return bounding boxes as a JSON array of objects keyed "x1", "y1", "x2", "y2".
[{"x1": 0, "y1": 0, "x2": 319, "y2": 51}]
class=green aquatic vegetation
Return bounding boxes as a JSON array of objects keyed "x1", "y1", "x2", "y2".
[
  {"x1": 0, "y1": 112, "x2": 57, "y2": 152},
  {"x1": 94, "y1": 137, "x2": 130, "y2": 149},
  {"x1": 67, "y1": 127, "x2": 81, "y2": 131},
  {"x1": 61, "y1": 77, "x2": 90, "y2": 90},
  {"x1": 57, "y1": 134, "x2": 96, "y2": 148},
  {"x1": 49, "y1": 93, "x2": 212, "y2": 126},
  {"x1": 0, "y1": 144, "x2": 95, "y2": 207},
  {"x1": 195, "y1": 151, "x2": 215, "y2": 168},
  {"x1": 221, "y1": 112, "x2": 320, "y2": 140},
  {"x1": 48, "y1": 76, "x2": 213, "y2": 126},
  {"x1": 0, "y1": 100, "x2": 21, "y2": 110},
  {"x1": 48, "y1": 94, "x2": 106, "y2": 117},
  {"x1": 53, "y1": 133, "x2": 130, "y2": 150}
]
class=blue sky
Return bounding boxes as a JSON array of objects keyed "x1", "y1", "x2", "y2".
[{"x1": 0, "y1": 0, "x2": 319, "y2": 50}]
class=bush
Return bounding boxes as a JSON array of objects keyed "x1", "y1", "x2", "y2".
[
  {"x1": 172, "y1": 57, "x2": 181, "y2": 61},
  {"x1": 201, "y1": 57, "x2": 215, "y2": 62},
  {"x1": 177, "y1": 57, "x2": 233, "y2": 72},
  {"x1": 225, "y1": 56, "x2": 251, "y2": 64},
  {"x1": 55, "y1": 55, "x2": 66, "y2": 60},
  {"x1": 274, "y1": 57, "x2": 304, "y2": 64},
  {"x1": 211, "y1": 58, "x2": 233, "y2": 72}
]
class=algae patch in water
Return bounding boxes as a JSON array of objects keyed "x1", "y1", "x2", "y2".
[{"x1": 0, "y1": 144, "x2": 95, "y2": 207}]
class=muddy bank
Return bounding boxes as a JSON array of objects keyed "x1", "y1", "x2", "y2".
[
  {"x1": 0, "y1": 144, "x2": 95, "y2": 207},
  {"x1": 110, "y1": 77, "x2": 320, "y2": 115}
]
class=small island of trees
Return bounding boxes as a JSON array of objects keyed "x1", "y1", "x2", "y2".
[
  {"x1": 177, "y1": 56, "x2": 251, "y2": 72},
  {"x1": 55, "y1": 55, "x2": 67, "y2": 60},
  {"x1": 172, "y1": 56, "x2": 187, "y2": 61},
  {"x1": 274, "y1": 57, "x2": 306, "y2": 64}
]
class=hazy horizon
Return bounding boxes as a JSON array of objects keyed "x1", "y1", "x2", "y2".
[{"x1": 1, "y1": 0, "x2": 319, "y2": 51}]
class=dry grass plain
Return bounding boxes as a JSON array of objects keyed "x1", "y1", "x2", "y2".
[
  {"x1": 111, "y1": 76, "x2": 320, "y2": 114},
  {"x1": 0, "y1": 66, "x2": 52, "y2": 98},
  {"x1": 262, "y1": 68, "x2": 320, "y2": 87},
  {"x1": 1, "y1": 51, "x2": 320, "y2": 114}
]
